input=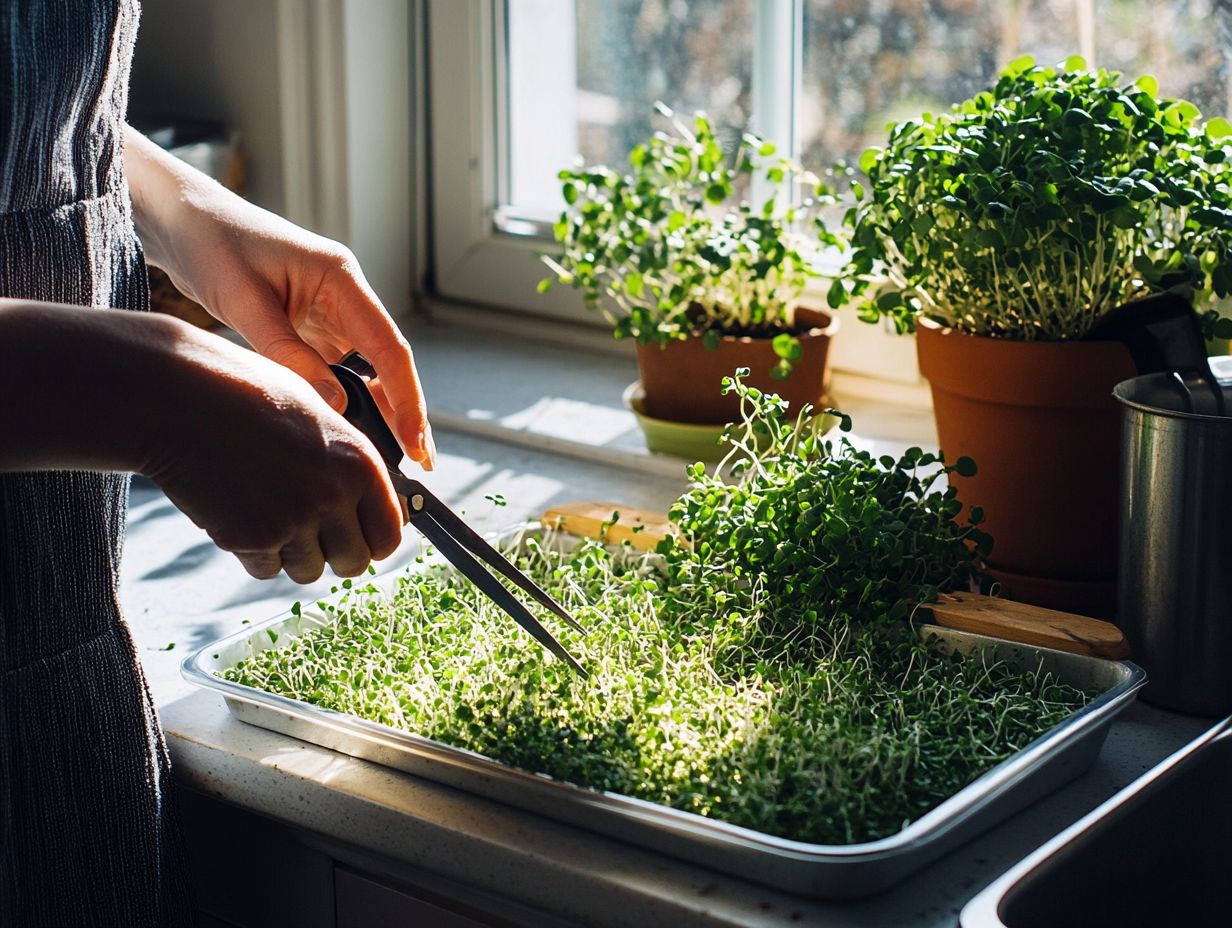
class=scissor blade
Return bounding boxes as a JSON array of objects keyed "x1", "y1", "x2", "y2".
[
  {"x1": 423, "y1": 495, "x2": 587, "y2": 633},
  {"x1": 411, "y1": 509, "x2": 588, "y2": 677},
  {"x1": 390, "y1": 473, "x2": 586, "y2": 633}
]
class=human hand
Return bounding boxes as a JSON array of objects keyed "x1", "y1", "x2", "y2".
[
  {"x1": 125, "y1": 127, "x2": 436, "y2": 470},
  {"x1": 143, "y1": 317, "x2": 405, "y2": 582}
]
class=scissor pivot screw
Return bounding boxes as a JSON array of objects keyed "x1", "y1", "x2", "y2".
[{"x1": 410, "y1": 494, "x2": 425, "y2": 512}]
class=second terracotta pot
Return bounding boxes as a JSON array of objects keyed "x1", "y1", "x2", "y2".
[
  {"x1": 637, "y1": 306, "x2": 838, "y2": 424},
  {"x1": 916, "y1": 320, "x2": 1137, "y2": 618}
]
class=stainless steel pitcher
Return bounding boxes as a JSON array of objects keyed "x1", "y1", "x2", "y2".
[{"x1": 1115, "y1": 355, "x2": 1232, "y2": 716}]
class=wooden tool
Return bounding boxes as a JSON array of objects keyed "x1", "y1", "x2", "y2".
[
  {"x1": 541, "y1": 501, "x2": 681, "y2": 553},
  {"x1": 540, "y1": 501, "x2": 1130, "y2": 660}
]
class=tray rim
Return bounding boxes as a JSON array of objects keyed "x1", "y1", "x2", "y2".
[{"x1": 181, "y1": 524, "x2": 1146, "y2": 863}]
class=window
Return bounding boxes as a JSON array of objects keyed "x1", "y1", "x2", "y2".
[
  {"x1": 798, "y1": 0, "x2": 1230, "y2": 174},
  {"x1": 428, "y1": 1, "x2": 1232, "y2": 370},
  {"x1": 505, "y1": 1, "x2": 758, "y2": 220}
]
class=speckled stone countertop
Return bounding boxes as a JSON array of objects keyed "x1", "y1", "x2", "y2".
[
  {"x1": 162, "y1": 694, "x2": 1210, "y2": 928},
  {"x1": 122, "y1": 422, "x2": 1216, "y2": 927}
]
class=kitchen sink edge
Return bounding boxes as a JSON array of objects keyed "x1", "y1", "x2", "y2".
[{"x1": 961, "y1": 714, "x2": 1232, "y2": 928}]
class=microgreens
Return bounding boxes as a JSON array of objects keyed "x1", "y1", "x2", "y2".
[
  {"x1": 224, "y1": 374, "x2": 1086, "y2": 845},
  {"x1": 830, "y1": 55, "x2": 1232, "y2": 340},
  {"x1": 665, "y1": 369, "x2": 992, "y2": 641},
  {"x1": 540, "y1": 104, "x2": 839, "y2": 374}
]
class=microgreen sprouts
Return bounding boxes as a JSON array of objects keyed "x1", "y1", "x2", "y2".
[
  {"x1": 224, "y1": 374, "x2": 1086, "y2": 845},
  {"x1": 831, "y1": 56, "x2": 1232, "y2": 340},
  {"x1": 665, "y1": 370, "x2": 992, "y2": 642},
  {"x1": 540, "y1": 104, "x2": 839, "y2": 373},
  {"x1": 225, "y1": 533, "x2": 1083, "y2": 844}
]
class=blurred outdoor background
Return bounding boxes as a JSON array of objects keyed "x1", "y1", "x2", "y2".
[{"x1": 509, "y1": 0, "x2": 1232, "y2": 213}]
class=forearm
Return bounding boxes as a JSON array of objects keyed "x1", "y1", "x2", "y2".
[
  {"x1": 123, "y1": 125, "x2": 298, "y2": 306},
  {"x1": 0, "y1": 299, "x2": 187, "y2": 473},
  {"x1": 0, "y1": 297, "x2": 406, "y2": 578},
  {"x1": 123, "y1": 124, "x2": 213, "y2": 280}
]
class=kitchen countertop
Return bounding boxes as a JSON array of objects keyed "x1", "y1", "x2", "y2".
[
  {"x1": 122, "y1": 414, "x2": 1213, "y2": 926},
  {"x1": 161, "y1": 692, "x2": 1210, "y2": 928}
]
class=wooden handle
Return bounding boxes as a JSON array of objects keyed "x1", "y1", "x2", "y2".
[
  {"x1": 540, "y1": 502, "x2": 1130, "y2": 660},
  {"x1": 920, "y1": 592, "x2": 1130, "y2": 660},
  {"x1": 540, "y1": 502, "x2": 680, "y2": 552}
]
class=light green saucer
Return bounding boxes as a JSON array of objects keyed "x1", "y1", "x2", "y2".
[
  {"x1": 623, "y1": 382, "x2": 728, "y2": 461},
  {"x1": 623, "y1": 382, "x2": 838, "y2": 463}
]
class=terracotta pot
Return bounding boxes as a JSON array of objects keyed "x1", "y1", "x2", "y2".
[
  {"x1": 636, "y1": 306, "x2": 838, "y2": 424},
  {"x1": 916, "y1": 320, "x2": 1137, "y2": 618}
]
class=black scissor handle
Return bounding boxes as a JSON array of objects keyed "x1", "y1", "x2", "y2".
[{"x1": 329, "y1": 355, "x2": 404, "y2": 470}]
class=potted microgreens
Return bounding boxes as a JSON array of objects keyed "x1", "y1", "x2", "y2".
[
  {"x1": 828, "y1": 56, "x2": 1232, "y2": 617},
  {"x1": 540, "y1": 104, "x2": 839, "y2": 436}
]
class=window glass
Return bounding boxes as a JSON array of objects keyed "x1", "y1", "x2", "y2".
[
  {"x1": 507, "y1": 0, "x2": 754, "y2": 215},
  {"x1": 799, "y1": 0, "x2": 1232, "y2": 171},
  {"x1": 506, "y1": 0, "x2": 1231, "y2": 219},
  {"x1": 1097, "y1": 0, "x2": 1229, "y2": 113}
]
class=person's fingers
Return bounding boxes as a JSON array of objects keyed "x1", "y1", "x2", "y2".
[
  {"x1": 369, "y1": 375, "x2": 436, "y2": 472},
  {"x1": 371, "y1": 343, "x2": 434, "y2": 469},
  {"x1": 356, "y1": 480, "x2": 404, "y2": 561},
  {"x1": 327, "y1": 278, "x2": 433, "y2": 467},
  {"x1": 235, "y1": 550, "x2": 283, "y2": 580},
  {"x1": 319, "y1": 511, "x2": 375, "y2": 578},
  {"x1": 246, "y1": 298, "x2": 345, "y2": 412},
  {"x1": 421, "y1": 425, "x2": 437, "y2": 472},
  {"x1": 280, "y1": 531, "x2": 326, "y2": 584}
]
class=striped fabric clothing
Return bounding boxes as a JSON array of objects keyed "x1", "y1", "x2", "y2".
[{"x1": 0, "y1": 2, "x2": 195, "y2": 925}]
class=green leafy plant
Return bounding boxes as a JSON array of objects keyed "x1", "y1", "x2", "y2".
[
  {"x1": 1201, "y1": 307, "x2": 1232, "y2": 342},
  {"x1": 830, "y1": 55, "x2": 1232, "y2": 340},
  {"x1": 540, "y1": 104, "x2": 839, "y2": 375},
  {"x1": 223, "y1": 375, "x2": 1087, "y2": 846},
  {"x1": 667, "y1": 369, "x2": 992, "y2": 639}
]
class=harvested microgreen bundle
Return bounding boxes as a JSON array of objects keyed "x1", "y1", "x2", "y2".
[{"x1": 224, "y1": 375, "x2": 1088, "y2": 845}]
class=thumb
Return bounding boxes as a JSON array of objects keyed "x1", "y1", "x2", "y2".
[{"x1": 249, "y1": 314, "x2": 344, "y2": 412}]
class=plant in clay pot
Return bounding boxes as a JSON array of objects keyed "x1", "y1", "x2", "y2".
[
  {"x1": 539, "y1": 104, "x2": 840, "y2": 439},
  {"x1": 828, "y1": 55, "x2": 1232, "y2": 617}
]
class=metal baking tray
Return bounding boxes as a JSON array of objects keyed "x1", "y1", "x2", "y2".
[{"x1": 183, "y1": 528, "x2": 1145, "y2": 899}]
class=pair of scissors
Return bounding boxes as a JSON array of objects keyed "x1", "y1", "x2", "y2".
[{"x1": 329, "y1": 351, "x2": 588, "y2": 677}]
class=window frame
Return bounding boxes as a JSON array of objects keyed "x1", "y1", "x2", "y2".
[
  {"x1": 428, "y1": 0, "x2": 589, "y2": 322},
  {"x1": 424, "y1": 0, "x2": 923, "y2": 387}
]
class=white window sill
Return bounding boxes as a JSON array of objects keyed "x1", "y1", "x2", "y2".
[{"x1": 406, "y1": 299, "x2": 938, "y2": 476}]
